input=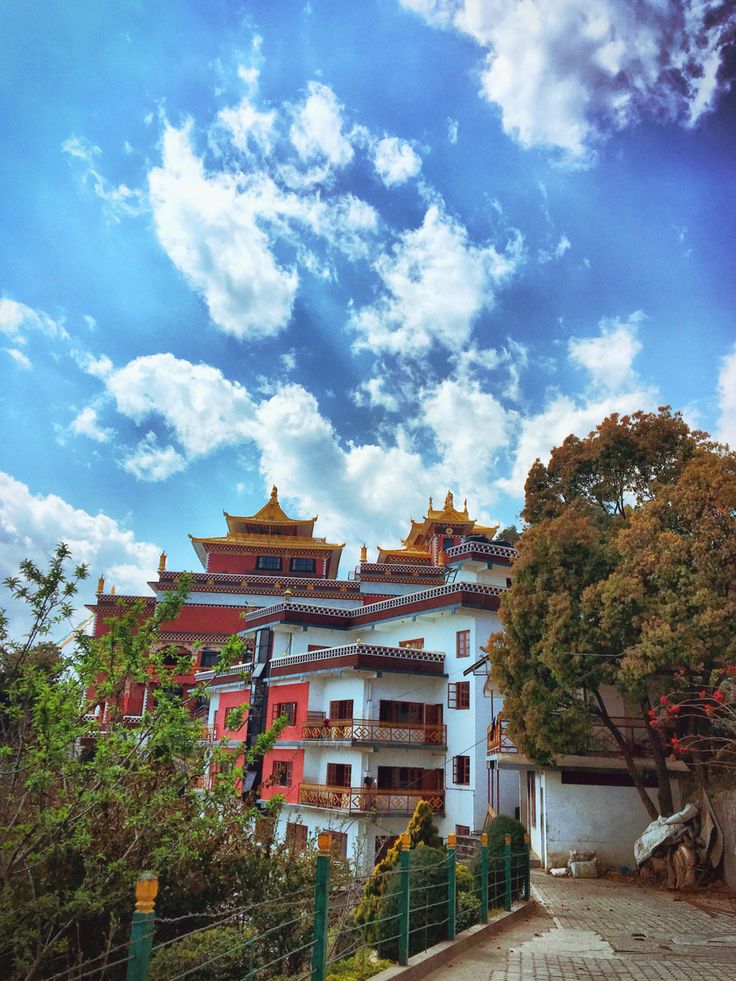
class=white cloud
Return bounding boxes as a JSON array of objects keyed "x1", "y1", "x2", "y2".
[
  {"x1": 62, "y1": 135, "x2": 146, "y2": 219},
  {"x1": 716, "y1": 345, "x2": 736, "y2": 449},
  {"x1": 353, "y1": 376, "x2": 401, "y2": 413},
  {"x1": 568, "y1": 312, "x2": 643, "y2": 390},
  {"x1": 289, "y1": 81, "x2": 354, "y2": 168},
  {"x1": 421, "y1": 377, "x2": 515, "y2": 490},
  {"x1": 373, "y1": 137, "x2": 421, "y2": 186},
  {"x1": 0, "y1": 298, "x2": 67, "y2": 344},
  {"x1": 350, "y1": 204, "x2": 523, "y2": 355},
  {"x1": 401, "y1": 0, "x2": 736, "y2": 162},
  {"x1": 104, "y1": 353, "x2": 258, "y2": 459},
  {"x1": 538, "y1": 234, "x2": 571, "y2": 263},
  {"x1": 218, "y1": 96, "x2": 276, "y2": 154},
  {"x1": 5, "y1": 348, "x2": 32, "y2": 369},
  {"x1": 447, "y1": 117, "x2": 459, "y2": 144},
  {"x1": 0, "y1": 471, "x2": 161, "y2": 633},
  {"x1": 497, "y1": 385, "x2": 657, "y2": 498},
  {"x1": 122, "y1": 433, "x2": 187, "y2": 482},
  {"x1": 148, "y1": 123, "x2": 299, "y2": 340},
  {"x1": 70, "y1": 406, "x2": 112, "y2": 443}
]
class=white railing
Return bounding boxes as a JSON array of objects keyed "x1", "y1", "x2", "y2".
[
  {"x1": 271, "y1": 642, "x2": 445, "y2": 670},
  {"x1": 445, "y1": 541, "x2": 517, "y2": 560},
  {"x1": 243, "y1": 580, "x2": 504, "y2": 625},
  {"x1": 194, "y1": 662, "x2": 253, "y2": 681}
]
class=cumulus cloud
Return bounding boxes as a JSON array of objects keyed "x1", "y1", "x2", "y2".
[
  {"x1": 0, "y1": 298, "x2": 67, "y2": 344},
  {"x1": 715, "y1": 345, "x2": 736, "y2": 448},
  {"x1": 122, "y1": 433, "x2": 187, "y2": 482},
  {"x1": 568, "y1": 312, "x2": 644, "y2": 390},
  {"x1": 148, "y1": 124, "x2": 299, "y2": 340},
  {"x1": 373, "y1": 137, "x2": 422, "y2": 186},
  {"x1": 350, "y1": 204, "x2": 523, "y2": 355},
  {"x1": 401, "y1": 0, "x2": 736, "y2": 162},
  {"x1": 289, "y1": 81, "x2": 354, "y2": 167},
  {"x1": 0, "y1": 471, "x2": 160, "y2": 633},
  {"x1": 70, "y1": 406, "x2": 112, "y2": 443}
]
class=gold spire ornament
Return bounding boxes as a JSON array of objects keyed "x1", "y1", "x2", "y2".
[
  {"x1": 360, "y1": 544, "x2": 367, "y2": 562},
  {"x1": 96, "y1": 575, "x2": 105, "y2": 594},
  {"x1": 158, "y1": 551, "x2": 167, "y2": 571},
  {"x1": 444, "y1": 490, "x2": 454, "y2": 509}
]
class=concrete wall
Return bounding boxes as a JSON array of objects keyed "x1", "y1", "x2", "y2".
[{"x1": 711, "y1": 790, "x2": 736, "y2": 889}]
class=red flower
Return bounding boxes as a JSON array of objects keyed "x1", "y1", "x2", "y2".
[
  {"x1": 647, "y1": 708, "x2": 657, "y2": 719},
  {"x1": 727, "y1": 666, "x2": 736, "y2": 677},
  {"x1": 671, "y1": 737, "x2": 682, "y2": 753},
  {"x1": 677, "y1": 668, "x2": 686, "y2": 676},
  {"x1": 698, "y1": 690, "x2": 708, "y2": 699},
  {"x1": 714, "y1": 689, "x2": 725, "y2": 702},
  {"x1": 668, "y1": 704, "x2": 680, "y2": 715},
  {"x1": 705, "y1": 703, "x2": 715, "y2": 716},
  {"x1": 660, "y1": 695, "x2": 669, "y2": 705}
]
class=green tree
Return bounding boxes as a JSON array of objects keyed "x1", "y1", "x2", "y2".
[
  {"x1": 0, "y1": 545, "x2": 289, "y2": 980},
  {"x1": 490, "y1": 408, "x2": 733, "y2": 821}
]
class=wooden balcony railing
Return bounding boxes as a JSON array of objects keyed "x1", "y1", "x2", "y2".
[
  {"x1": 301, "y1": 718, "x2": 447, "y2": 747},
  {"x1": 298, "y1": 784, "x2": 444, "y2": 814},
  {"x1": 487, "y1": 713, "x2": 651, "y2": 757}
]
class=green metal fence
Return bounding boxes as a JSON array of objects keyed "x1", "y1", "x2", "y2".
[{"x1": 116, "y1": 831, "x2": 531, "y2": 981}]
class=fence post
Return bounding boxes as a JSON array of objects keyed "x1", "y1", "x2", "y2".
[
  {"x1": 447, "y1": 832, "x2": 456, "y2": 941},
  {"x1": 125, "y1": 872, "x2": 158, "y2": 981},
  {"x1": 311, "y1": 832, "x2": 331, "y2": 981},
  {"x1": 503, "y1": 835, "x2": 512, "y2": 912},
  {"x1": 398, "y1": 832, "x2": 411, "y2": 966},
  {"x1": 480, "y1": 832, "x2": 489, "y2": 923},
  {"x1": 523, "y1": 834, "x2": 531, "y2": 900}
]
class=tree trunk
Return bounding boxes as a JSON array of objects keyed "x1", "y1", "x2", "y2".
[
  {"x1": 591, "y1": 689, "x2": 659, "y2": 821},
  {"x1": 640, "y1": 696, "x2": 674, "y2": 817}
]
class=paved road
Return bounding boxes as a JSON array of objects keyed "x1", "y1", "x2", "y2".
[{"x1": 425, "y1": 872, "x2": 736, "y2": 980}]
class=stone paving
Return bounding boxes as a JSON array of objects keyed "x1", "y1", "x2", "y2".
[{"x1": 426, "y1": 871, "x2": 736, "y2": 980}]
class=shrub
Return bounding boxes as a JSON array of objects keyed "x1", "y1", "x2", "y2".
[
  {"x1": 473, "y1": 814, "x2": 528, "y2": 908},
  {"x1": 455, "y1": 863, "x2": 474, "y2": 894},
  {"x1": 456, "y1": 891, "x2": 481, "y2": 933},
  {"x1": 150, "y1": 926, "x2": 252, "y2": 981},
  {"x1": 325, "y1": 949, "x2": 393, "y2": 980},
  {"x1": 378, "y1": 845, "x2": 447, "y2": 960}
]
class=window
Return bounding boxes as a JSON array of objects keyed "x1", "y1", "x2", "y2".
[
  {"x1": 327, "y1": 830, "x2": 348, "y2": 859},
  {"x1": 377, "y1": 765, "x2": 424, "y2": 790},
  {"x1": 291, "y1": 557, "x2": 316, "y2": 573},
  {"x1": 286, "y1": 822, "x2": 308, "y2": 850},
  {"x1": 447, "y1": 682, "x2": 470, "y2": 709},
  {"x1": 326, "y1": 763, "x2": 352, "y2": 787},
  {"x1": 379, "y1": 700, "x2": 424, "y2": 724},
  {"x1": 452, "y1": 755, "x2": 470, "y2": 785},
  {"x1": 443, "y1": 537, "x2": 455, "y2": 550},
  {"x1": 272, "y1": 760, "x2": 293, "y2": 787},
  {"x1": 199, "y1": 648, "x2": 220, "y2": 667},
  {"x1": 456, "y1": 629, "x2": 470, "y2": 658},
  {"x1": 455, "y1": 824, "x2": 470, "y2": 837},
  {"x1": 272, "y1": 701, "x2": 297, "y2": 726},
  {"x1": 527, "y1": 772, "x2": 537, "y2": 828},
  {"x1": 399, "y1": 638, "x2": 424, "y2": 650},
  {"x1": 329, "y1": 699, "x2": 354, "y2": 721},
  {"x1": 256, "y1": 555, "x2": 282, "y2": 571}
]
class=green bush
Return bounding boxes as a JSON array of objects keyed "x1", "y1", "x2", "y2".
[
  {"x1": 473, "y1": 814, "x2": 528, "y2": 908},
  {"x1": 378, "y1": 845, "x2": 447, "y2": 960},
  {"x1": 325, "y1": 949, "x2": 393, "y2": 980},
  {"x1": 150, "y1": 926, "x2": 252, "y2": 981},
  {"x1": 455, "y1": 863, "x2": 474, "y2": 894},
  {"x1": 456, "y1": 891, "x2": 481, "y2": 933}
]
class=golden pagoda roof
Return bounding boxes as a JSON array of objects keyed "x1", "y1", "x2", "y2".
[
  {"x1": 223, "y1": 485, "x2": 317, "y2": 536},
  {"x1": 378, "y1": 491, "x2": 499, "y2": 561}
]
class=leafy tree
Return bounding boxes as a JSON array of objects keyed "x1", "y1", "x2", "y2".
[
  {"x1": 0, "y1": 545, "x2": 290, "y2": 980},
  {"x1": 489, "y1": 408, "x2": 733, "y2": 821},
  {"x1": 355, "y1": 799, "x2": 441, "y2": 927},
  {"x1": 495, "y1": 525, "x2": 520, "y2": 544}
]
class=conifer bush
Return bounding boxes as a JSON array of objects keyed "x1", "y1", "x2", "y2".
[
  {"x1": 377, "y1": 845, "x2": 448, "y2": 960},
  {"x1": 474, "y1": 814, "x2": 527, "y2": 907}
]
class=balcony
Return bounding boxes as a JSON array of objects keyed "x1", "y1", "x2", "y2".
[
  {"x1": 270, "y1": 643, "x2": 446, "y2": 678},
  {"x1": 301, "y1": 717, "x2": 446, "y2": 748},
  {"x1": 487, "y1": 713, "x2": 651, "y2": 758},
  {"x1": 297, "y1": 784, "x2": 444, "y2": 814}
]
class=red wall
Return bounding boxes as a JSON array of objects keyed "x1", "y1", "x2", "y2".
[
  {"x1": 207, "y1": 549, "x2": 326, "y2": 577},
  {"x1": 260, "y1": 748, "x2": 304, "y2": 803},
  {"x1": 266, "y1": 681, "x2": 310, "y2": 741},
  {"x1": 159, "y1": 604, "x2": 249, "y2": 633},
  {"x1": 216, "y1": 689, "x2": 249, "y2": 739}
]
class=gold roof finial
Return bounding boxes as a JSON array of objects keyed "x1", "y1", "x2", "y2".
[
  {"x1": 111, "y1": 584, "x2": 116, "y2": 595},
  {"x1": 360, "y1": 544, "x2": 367, "y2": 562},
  {"x1": 463, "y1": 498, "x2": 468, "y2": 515},
  {"x1": 444, "y1": 490, "x2": 454, "y2": 510},
  {"x1": 438, "y1": 552, "x2": 445, "y2": 567},
  {"x1": 270, "y1": 485, "x2": 278, "y2": 500},
  {"x1": 158, "y1": 551, "x2": 167, "y2": 571},
  {"x1": 97, "y1": 575, "x2": 105, "y2": 594},
  {"x1": 428, "y1": 496, "x2": 433, "y2": 511}
]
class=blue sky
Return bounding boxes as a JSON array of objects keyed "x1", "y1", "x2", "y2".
[{"x1": 1, "y1": 0, "x2": 735, "y2": 615}]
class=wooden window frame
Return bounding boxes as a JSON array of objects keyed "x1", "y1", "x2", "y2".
[
  {"x1": 452, "y1": 755, "x2": 470, "y2": 785},
  {"x1": 290, "y1": 557, "x2": 316, "y2": 573},
  {"x1": 455, "y1": 824, "x2": 470, "y2": 837},
  {"x1": 447, "y1": 681, "x2": 470, "y2": 709},
  {"x1": 456, "y1": 629, "x2": 470, "y2": 658},
  {"x1": 329, "y1": 699, "x2": 354, "y2": 721},
  {"x1": 286, "y1": 821, "x2": 308, "y2": 850},
  {"x1": 272, "y1": 760, "x2": 293, "y2": 787},
  {"x1": 272, "y1": 701, "x2": 297, "y2": 726},
  {"x1": 326, "y1": 762, "x2": 352, "y2": 788},
  {"x1": 256, "y1": 555, "x2": 282, "y2": 571}
]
